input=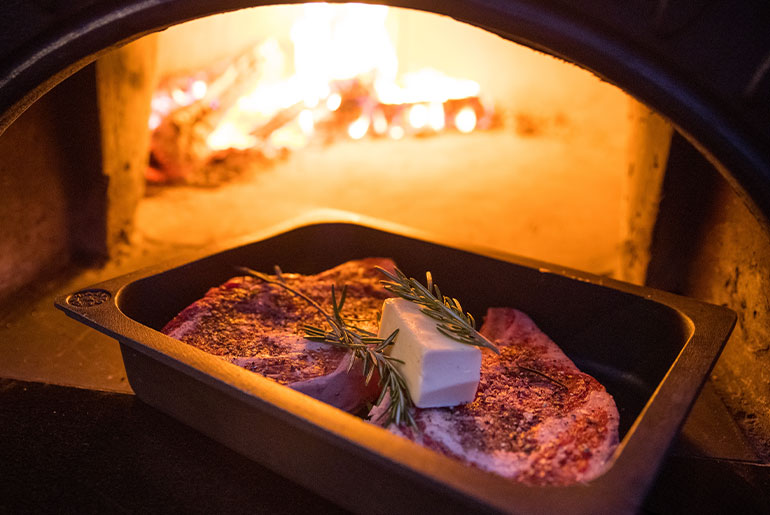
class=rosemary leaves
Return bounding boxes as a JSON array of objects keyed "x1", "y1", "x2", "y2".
[
  {"x1": 376, "y1": 266, "x2": 500, "y2": 354},
  {"x1": 377, "y1": 266, "x2": 568, "y2": 391},
  {"x1": 239, "y1": 266, "x2": 416, "y2": 428}
]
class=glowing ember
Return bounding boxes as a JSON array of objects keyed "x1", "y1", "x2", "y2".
[
  {"x1": 389, "y1": 126, "x2": 405, "y2": 140},
  {"x1": 348, "y1": 116, "x2": 370, "y2": 140},
  {"x1": 191, "y1": 80, "x2": 207, "y2": 100},
  {"x1": 455, "y1": 107, "x2": 477, "y2": 134},
  {"x1": 408, "y1": 104, "x2": 429, "y2": 130},
  {"x1": 326, "y1": 93, "x2": 342, "y2": 111},
  {"x1": 298, "y1": 109, "x2": 314, "y2": 135},
  {"x1": 372, "y1": 110, "x2": 388, "y2": 135},
  {"x1": 148, "y1": 3, "x2": 494, "y2": 184}
]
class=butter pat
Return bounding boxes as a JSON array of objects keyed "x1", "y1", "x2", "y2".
[{"x1": 378, "y1": 298, "x2": 482, "y2": 408}]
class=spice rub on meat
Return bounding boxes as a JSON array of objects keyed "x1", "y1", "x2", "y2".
[
  {"x1": 165, "y1": 258, "x2": 619, "y2": 484},
  {"x1": 161, "y1": 258, "x2": 395, "y2": 412},
  {"x1": 374, "y1": 307, "x2": 619, "y2": 486}
]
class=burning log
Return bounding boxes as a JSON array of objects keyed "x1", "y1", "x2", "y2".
[
  {"x1": 148, "y1": 62, "x2": 495, "y2": 187},
  {"x1": 145, "y1": 4, "x2": 498, "y2": 189},
  {"x1": 251, "y1": 103, "x2": 305, "y2": 140},
  {"x1": 148, "y1": 45, "x2": 270, "y2": 186}
]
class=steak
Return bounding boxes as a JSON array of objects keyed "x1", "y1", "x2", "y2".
[
  {"x1": 161, "y1": 258, "x2": 395, "y2": 412},
  {"x1": 371, "y1": 307, "x2": 619, "y2": 485}
]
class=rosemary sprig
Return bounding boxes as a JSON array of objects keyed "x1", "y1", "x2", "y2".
[
  {"x1": 377, "y1": 266, "x2": 569, "y2": 391},
  {"x1": 239, "y1": 266, "x2": 417, "y2": 428},
  {"x1": 376, "y1": 266, "x2": 500, "y2": 354}
]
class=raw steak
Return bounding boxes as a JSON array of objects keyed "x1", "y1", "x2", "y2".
[
  {"x1": 161, "y1": 258, "x2": 395, "y2": 412},
  {"x1": 371, "y1": 307, "x2": 619, "y2": 485}
]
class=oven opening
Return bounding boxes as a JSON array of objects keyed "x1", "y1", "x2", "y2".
[{"x1": 124, "y1": 4, "x2": 636, "y2": 279}]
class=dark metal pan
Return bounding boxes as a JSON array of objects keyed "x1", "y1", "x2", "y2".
[{"x1": 55, "y1": 214, "x2": 735, "y2": 514}]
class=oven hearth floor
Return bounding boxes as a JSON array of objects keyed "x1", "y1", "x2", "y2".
[{"x1": 137, "y1": 131, "x2": 628, "y2": 276}]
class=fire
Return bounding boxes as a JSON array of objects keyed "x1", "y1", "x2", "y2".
[
  {"x1": 148, "y1": 3, "x2": 493, "y2": 183},
  {"x1": 291, "y1": 3, "x2": 397, "y2": 87}
]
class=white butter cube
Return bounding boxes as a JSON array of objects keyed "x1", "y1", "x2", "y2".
[{"x1": 378, "y1": 298, "x2": 482, "y2": 408}]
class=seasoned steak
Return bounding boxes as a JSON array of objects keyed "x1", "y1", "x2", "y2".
[
  {"x1": 161, "y1": 258, "x2": 395, "y2": 412},
  {"x1": 372, "y1": 307, "x2": 619, "y2": 485}
]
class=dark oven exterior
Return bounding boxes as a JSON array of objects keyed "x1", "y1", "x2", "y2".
[{"x1": 1, "y1": 1, "x2": 770, "y2": 513}]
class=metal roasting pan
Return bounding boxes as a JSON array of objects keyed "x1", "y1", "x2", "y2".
[{"x1": 55, "y1": 212, "x2": 736, "y2": 514}]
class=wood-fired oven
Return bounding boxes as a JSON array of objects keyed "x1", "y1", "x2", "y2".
[{"x1": 1, "y1": 1, "x2": 769, "y2": 512}]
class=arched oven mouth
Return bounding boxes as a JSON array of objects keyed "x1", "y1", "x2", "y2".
[
  {"x1": 1, "y1": 1, "x2": 768, "y2": 222},
  {"x1": 1, "y1": 2, "x2": 769, "y2": 514}
]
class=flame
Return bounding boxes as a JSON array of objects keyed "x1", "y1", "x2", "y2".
[
  {"x1": 292, "y1": 4, "x2": 397, "y2": 86},
  {"x1": 207, "y1": 122, "x2": 257, "y2": 150},
  {"x1": 376, "y1": 68, "x2": 481, "y2": 105},
  {"x1": 150, "y1": 4, "x2": 492, "y2": 158},
  {"x1": 298, "y1": 109, "x2": 315, "y2": 135}
]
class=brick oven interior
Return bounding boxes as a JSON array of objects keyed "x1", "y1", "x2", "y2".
[{"x1": 1, "y1": 3, "x2": 769, "y2": 511}]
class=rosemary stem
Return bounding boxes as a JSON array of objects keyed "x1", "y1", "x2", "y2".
[
  {"x1": 238, "y1": 266, "x2": 339, "y2": 330},
  {"x1": 240, "y1": 265, "x2": 416, "y2": 428}
]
